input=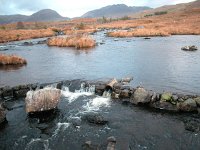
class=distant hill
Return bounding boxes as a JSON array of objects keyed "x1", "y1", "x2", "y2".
[
  {"x1": 81, "y1": 4, "x2": 152, "y2": 18},
  {"x1": 0, "y1": 9, "x2": 69, "y2": 24},
  {"x1": 130, "y1": 0, "x2": 200, "y2": 18}
]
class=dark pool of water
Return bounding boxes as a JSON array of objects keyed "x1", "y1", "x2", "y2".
[
  {"x1": 0, "y1": 32, "x2": 200, "y2": 94},
  {"x1": 0, "y1": 82, "x2": 200, "y2": 150}
]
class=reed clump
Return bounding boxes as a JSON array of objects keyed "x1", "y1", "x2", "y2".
[{"x1": 0, "y1": 54, "x2": 27, "y2": 65}]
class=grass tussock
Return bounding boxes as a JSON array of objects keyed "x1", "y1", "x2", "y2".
[
  {"x1": 0, "y1": 53, "x2": 27, "y2": 65},
  {"x1": 47, "y1": 35, "x2": 96, "y2": 49}
]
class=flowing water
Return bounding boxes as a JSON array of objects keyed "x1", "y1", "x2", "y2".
[
  {"x1": 0, "y1": 32, "x2": 200, "y2": 94},
  {"x1": 0, "y1": 82, "x2": 200, "y2": 150}
]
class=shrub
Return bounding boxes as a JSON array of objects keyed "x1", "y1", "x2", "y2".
[
  {"x1": 16, "y1": 22, "x2": 25, "y2": 29},
  {"x1": 154, "y1": 11, "x2": 168, "y2": 15}
]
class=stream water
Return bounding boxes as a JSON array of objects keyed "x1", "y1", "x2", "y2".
[
  {"x1": 0, "y1": 32, "x2": 200, "y2": 94},
  {"x1": 0, "y1": 81, "x2": 200, "y2": 150}
]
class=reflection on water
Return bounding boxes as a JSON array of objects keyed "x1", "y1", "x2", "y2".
[
  {"x1": 0, "y1": 33, "x2": 200, "y2": 94},
  {"x1": 0, "y1": 64, "x2": 26, "y2": 71}
]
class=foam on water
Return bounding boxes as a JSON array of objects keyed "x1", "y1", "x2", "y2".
[
  {"x1": 82, "y1": 97, "x2": 111, "y2": 112},
  {"x1": 53, "y1": 122, "x2": 71, "y2": 137},
  {"x1": 25, "y1": 138, "x2": 49, "y2": 150},
  {"x1": 61, "y1": 83, "x2": 95, "y2": 103}
]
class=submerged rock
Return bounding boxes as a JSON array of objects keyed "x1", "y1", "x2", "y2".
[
  {"x1": 177, "y1": 98, "x2": 197, "y2": 112},
  {"x1": 0, "y1": 103, "x2": 6, "y2": 124},
  {"x1": 107, "y1": 136, "x2": 116, "y2": 150},
  {"x1": 83, "y1": 113, "x2": 108, "y2": 125},
  {"x1": 181, "y1": 45, "x2": 198, "y2": 51},
  {"x1": 25, "y1": 88, "x2": 61, "y2": 113},
  {"x1": 130, "y1": 87, "x2": 150, "y2": 105}
]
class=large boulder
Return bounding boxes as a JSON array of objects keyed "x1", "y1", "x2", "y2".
[
  {"x1": 0, "y1": 103, "x2": 6, "y2": 124},
  {"x1": 130, "y1": 87, "x2": 150, "y2": 105},
  {"x1": 25, "y1": 88, "x2": 61, "y2": 113},
  {"x1": 177, "y1": 98, "x2": 197, "y2": 112}
]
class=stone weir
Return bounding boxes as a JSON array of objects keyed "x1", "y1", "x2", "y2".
[{"x1": 0, "y1": 78, "x2": 200, "y2": 125}]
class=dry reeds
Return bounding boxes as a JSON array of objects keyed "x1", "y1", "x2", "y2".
[
  {"x1": 47, "y1": 35, "x2": 96, "y2": 49},
  {"x1": 0, "y1": 54, "x2": 27, "y2": 65}
]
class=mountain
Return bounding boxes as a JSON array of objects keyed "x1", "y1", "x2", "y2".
[
  {"x1": 81, "y1": 4, "x2": 152, "y2": 18},
  {"x1": 130, "y1": 0, "x2": 200, "y2": 18},
  {"x1": 0, "y1": 9, "x2": 69, "y2": 24}
]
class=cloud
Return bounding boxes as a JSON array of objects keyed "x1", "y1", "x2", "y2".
[{"x1": 0, "y1": 0, "x2": 196, "y2": 17}]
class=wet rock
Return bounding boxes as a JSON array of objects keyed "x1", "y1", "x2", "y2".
[
  {"x1": 194, "y1": 97, "x2": 200, "y2": 106},
  {"x1": 107, "y1": 136, "x2": 116, "y2": 150},
  {"x1": 119, "y1": 89, "x2": 130, "y2": 98},
  {"x1": 14, "y1": 87, "x2": 30, "y2": 98},
  {"x1": 149, "y1": 91, "x2": 158, "y2": 103},
  {"x1": 111, "y1": 92, "x2": 119, "y2": 99},
  {"x1": 37, "y1": 40, "x2": 47, "y2": 44},
  {"x1": 95, "y1": 83, "x2": 106, "y2": 96},
  {"x1": 130, "y1": 87, "x2": 150, "y2": 105},
  {"x1": 144, "y1": 37, "x2": 151, "y2": 39},
  {"x1": 177, "y1": 98, "x2": 197, "y2": 112},
  {"x1": 172, "y1": 94, "x2": 179, "y2": 102},
  {"x1": 82, "y1": 141, "x2": 100, "y2": 150},
  {"x1": 181, "y1": 45, "x2": 198, "y2": 51},
  {"x1": 23, "y1": 41, "x2": 33, "y2": 46},
  {"x1": 25, "y1": 88, "x2": 61, "y2": 113},
  {"x1": 184, "y1": 118, "x2": 200, "y2": 132},
  {"x1": 150, "y1": 101, "x2": 178, "y2": 112},
  {"x1": 0, "y1": 103, "x2": 6, "y2": 124},
  {"x1": 121, "y1": 77, "x2": 133, "y2": 84},
  {"x1": 2, "y1": 86, "x2": 13, "y2": 99},
  {"x1": 83, "y1": 113, "x2": 108, "y2": 125}
]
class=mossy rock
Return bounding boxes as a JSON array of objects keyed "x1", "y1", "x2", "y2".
[{"x1": 161, "y1": 92, "x2": 173, "y2": 102}]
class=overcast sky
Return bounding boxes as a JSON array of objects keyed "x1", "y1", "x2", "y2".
[{"x1": 0, "y1": 0, "x2": 196, "y2": 17}]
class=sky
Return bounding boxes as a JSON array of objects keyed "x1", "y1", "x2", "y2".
[{"x1": 0, "y1": 0, "x2": 196, "y2": 17}]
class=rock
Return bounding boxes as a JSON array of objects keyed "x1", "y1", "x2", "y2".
[
  {"x1": 172, "y1": 94, "x2": 179, "y2": 101},
  {"x1": 183, "y1": 118, "x2": 200, "y2": 132},
  {"x1": 37, "y1": 40, "x2": 47, "y2": 44},
  {"x1": 149, "y1": 91, "x2": 158, "y2": 103},
  {"x1": 150, "y1": 101, "x2": 178, "y2": 112},
  {"x1": 161, "y1": 92, "x2": 173, "y2": 102},
  {"x1": 82, "y1": 141, "x2": 100, "y2": 150},
  {"x1": 111, "y1": 92, "x2": 119, "y2": 99},
  {"x1": 0, "y1": 103, "x2": 6, "y2": 124},
  {"x1": 107, "y1": 136, "x2": 116, "y2": 150},
  {"x1": 83, "y1": 113, "x2": 108, "y2": 125},
  {"x1": 144, "y1": 37, "x2": 151, "y2": 39},
  {"x1": 95, "y1": 84, "x2": 106, "y2": 96},
  {"x1": 181, "y1": 45, "x2": 198, "y2": 51},
  {"x1": 25, "y1": 87, "x2": 61, "y2": 113},
  {"x1": 23, "y1": 42, "x2": 33, "y2": 46},
  {"x1": 14, "y1": 88, "x2": 29, "y2": 98},
  {"x1": 2, "y1": 86, "x2": 13, "y2": 99},
  {"x1": 130, "y1": 87, "x2": 150, "y2": 105},
  {"x1": 177, "y1": 98, "x2": 197, "y2": 112},
  {"x1": 194, "y1": 97, "x2": 200, "y2": 106},
  {"x1": 121, "y1": 77, "x2": 133, "y2": 83},
  {"x1": 119, "y1": 89, "x2": 130, "y2": 98}
]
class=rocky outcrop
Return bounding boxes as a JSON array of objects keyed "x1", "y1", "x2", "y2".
[
  {"x1": 25, "y1": 87, "x2": 61, "y2": 113},
  {"x1": 107, "y1": 136, "x2": 116, "y2": 150},
  {"x1": 130, "y1": 87, "x2": 150, "y2": 105}
]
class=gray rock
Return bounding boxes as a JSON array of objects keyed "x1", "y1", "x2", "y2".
[
  {"x1": 130, "y1": 87, "x2": 150, "y2": 105},
  {"x1": 120, "y1": 89, "x2": 130, "y2": 98},
  {"x1": 177, "y1": 98, "x2": 197, "y2": 112},
  {"x1": 172, "y1": 95, "x2": 179, "y2": 101},
  {"x1": 194, "y1": 97, "x2": 200, "y2": 106},
  {"x1": 2, "y1": 86, "x2": 13, "y2": 98},
  {"x1": 107, "y1": 136, "x2": 116, "y2": 150}
]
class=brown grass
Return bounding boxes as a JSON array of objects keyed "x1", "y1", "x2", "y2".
[
  {"x1": 100, "y1": 8, "x2": 200, "y2": 37},
  {"x1": 0, "y1": 53, "x2": 27, "y2": 65},
  {"x1": 47, "y1": 35, "x2": 96, "y2": 49},
  {"x1": 0, "y1": 29, "x2": 55, "y2": 43}
]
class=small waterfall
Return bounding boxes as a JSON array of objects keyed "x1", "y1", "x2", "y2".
[
  {"x1": 102, "y1": 89, "x2": 112, "y2": 98},
  {"x1": 61, "y1": 82, "x2": 95, "y2": 103}
]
